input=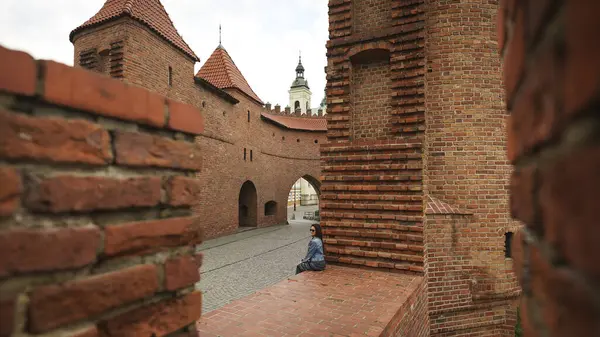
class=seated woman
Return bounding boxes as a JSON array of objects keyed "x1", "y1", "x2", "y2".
[{"x1": 295, "y1": 224, "x2": 326, "y2": 274}]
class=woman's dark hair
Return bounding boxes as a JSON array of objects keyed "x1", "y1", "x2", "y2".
[{"x1": 311, "y1": 223, "x2": 323, "y2": 241}]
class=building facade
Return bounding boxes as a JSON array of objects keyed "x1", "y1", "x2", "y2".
[
  {"x1": 69, "y1": 0, "x2": 326, "y2": 239},
  {"x1": 322, "y1": 0, "x2": 520, "y2": 335}
]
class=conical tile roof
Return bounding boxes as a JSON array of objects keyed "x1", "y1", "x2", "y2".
[
  {"x1": 70, "y1": 0, "x2": 199, "y2": 61},
  {"x1": 196, "y1": 45, "x2": 263, "y2": 104}
]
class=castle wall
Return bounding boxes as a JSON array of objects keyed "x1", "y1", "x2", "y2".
[
  {"x1": 0, "y1": 46, "x2": 203, "y2": 337},
  {"x1": 502, "y1": 0, "x2": 600, "y2": 336},
  {"x1": 72, "y1": 19, "x2": 325, "y2": 240},
  {"x1": 323, "y1": 0, "x2": 426, "y2": 272},
  {"x1": 424, "y1": 0, "x2": 519, "y2": 335}
]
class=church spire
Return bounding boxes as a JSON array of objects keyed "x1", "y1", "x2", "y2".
[
  {"x1": 218, "y1": 24, "x2": 223, "y2": 48},
  {"x1": 295, "y1": 51, "x2": 305, "y2": 78}
]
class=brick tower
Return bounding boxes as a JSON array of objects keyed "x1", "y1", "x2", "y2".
[
  {"x1": 69, "y1": 0, "x2": 199, "y2": 101},
  {"x1": 324, "y1": 0, "x2": 519, "y2": 335}
]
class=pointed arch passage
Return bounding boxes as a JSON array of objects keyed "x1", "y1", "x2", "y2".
[{"x1": 239, "y1": 181, "x2": 257, "y2": 227}]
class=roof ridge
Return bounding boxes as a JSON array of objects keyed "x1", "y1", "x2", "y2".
[
  {"x1": 123, "y1": 0, "x2": 134, "y2": 13},
  {"x1": 70, "y1": 0, "x2": 199, "y2": 62},
  {"x1": 196, "y1": 45, "x2": 263, "y2": 104}
]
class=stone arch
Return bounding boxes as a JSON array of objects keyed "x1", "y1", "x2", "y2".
[
  {"x1": 287, "y1": 174, "x2": 322, "y2": 210},
  {"x1": 239, "y1": 180, "x2": 257, "y2": 227},
  {"x1": 294, "y1": 100, "x2": 300, "y2": 111},
  {"x1": 346, "y1": 41, "x2": 393, "y2": 62}
]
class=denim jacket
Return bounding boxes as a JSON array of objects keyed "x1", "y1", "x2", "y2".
[{"x1": 302, "y1": 237, "x2": 325, "y2": 262}]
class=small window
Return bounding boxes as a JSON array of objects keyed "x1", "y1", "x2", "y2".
[
  {"x1": 297, "y1": 139, "x2": 300, "y2": 143},
  {"x1": 265, "y1": 201, "x2": 277, "y2": 216},
  {"x1": 202, "y1": 101, "x2": 206, "y2": 108},
  {"x1": 505, "y1": 232, "x2": 514, "y2": 258},
  {"x1": 247, "y1": 111, "x2": 250, "y2": 122},
  {"x1": 250, "y1": 150, "x2": 253, "y2": 162},
  {"x1": 314, "y1": 140, "x2": 319, "y2": 144},
  {"x1": 244, "y1": 148, "x2": 247, "y2": 161},
  {"x1": 282, "y1": 136, "x2": 285, "y2": 141},
  {"x1": 168, "y1": 66, "x2": 173, "y2": 87}
]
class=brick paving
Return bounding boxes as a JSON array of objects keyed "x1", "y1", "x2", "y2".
[
  {"x1": 197, "y1": 266, "x2": 423, "y2": 337},
  {"x1": 196, "y1": 206, "x2": 319, "y2": 313}
]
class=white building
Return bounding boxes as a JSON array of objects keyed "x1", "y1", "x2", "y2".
[{"x1": 287, "y1": 55, "x2": 326, "y2": 116}]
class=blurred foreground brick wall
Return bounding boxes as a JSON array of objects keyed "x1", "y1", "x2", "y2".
[
  {"x1": 500, "y1": 0, "x2": 600, "y2": 336},
  {"x1": 0, "y1": 46, "x2": 203, "y2": 337}
]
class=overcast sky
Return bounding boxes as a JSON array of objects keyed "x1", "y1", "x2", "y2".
[{"x1": 0, "y1": 0, "x2": 328, "y2": 107}]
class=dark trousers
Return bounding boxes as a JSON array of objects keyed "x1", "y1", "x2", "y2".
[{"x1": 295, "y1": 260, "x2": 326, "y2": 274}]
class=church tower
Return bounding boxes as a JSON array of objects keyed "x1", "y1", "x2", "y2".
[{"x1": 288, "y1": 54, "x2": 312, "y2": 115}]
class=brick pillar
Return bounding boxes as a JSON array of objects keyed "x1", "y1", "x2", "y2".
[
  {"x1": 501, "y1": 1, "x2": 600, "y2": 336},
  {"x1": 0, "y1": 47, "x2": 203, "y2": 337},
  {"x1": 424, "y1": 0, "x2": 520, "y2": 335},
  {"x1": 322, "y1": 0, "x2": 427, "y2": 273}
]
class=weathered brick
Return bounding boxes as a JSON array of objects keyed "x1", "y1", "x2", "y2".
[
  {"x1": 43, "y1": 61, "x2": 165, "y2": 127},
  {"x1": 0, "y1": 227, "x2": 100, "y2": 277},
  {"x1": 70, "y1": 327, "x2": 99, "y2": 337},
  {"x1": 0, "y1": 46, "x2": 36, "y2": 96},
  {"x1": 0, "y1": 167, "x2": 21, "y2": 217},
  {"x1": 98, "y1": 292, "x2": 202, "y2": 337},
  {"x1": 29, "y1": 264, "x2": 159, "y2": 333},
  {"x1": 0, "y1": 298, "x2": 14, "y2": 337},
  {"x1": 0, "y1": 109, "x2": 112, "y2": 166},
  {"x1": 104, "y1": 217, "x2": 203, "y2": 257},
  {"x1": 564, "y1": 0, "x2": 600, "y2": 115},
  {"x1": 540, "y1": 146, "x2": 600, "y2": 285},
  {"x1": 164, "y1": 256, "x2": 200, "y2": 291},
  {"x1": 510, "y1": 165, "x2": 538, "y2": 231},
  {"x1": 25, "y1": 175, "x2": 161, "y2": 213},
  {"x1": 503, "y1": 5, "x2": 525, "y2": 103},
  {"x1": 166, "y1": 176, "x2": 202, "y2": 207},
  {"x1": 113, "y1": 131, "x2": 201, "y2": 171},
  {"x1": 167, "y1": 99, "x2": 204, "y2": 135}
]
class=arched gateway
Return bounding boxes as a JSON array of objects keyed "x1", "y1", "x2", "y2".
[{"x1": 239, "y1": 181, "x2": 257, "y2": 228}]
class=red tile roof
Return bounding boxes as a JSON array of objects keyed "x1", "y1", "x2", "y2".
[
  {"x1": 425, "y1": 195, "x2": 471, "y2": 215},
  {"x1": 196, "y1": 46, "x2": 263, "y2": 105},
  {"x1": 260, "y1": 113, "x2": 327, "y2": 132},
  {"x1": 70, "y1": 0, "x2": 199, "y2": 61}
]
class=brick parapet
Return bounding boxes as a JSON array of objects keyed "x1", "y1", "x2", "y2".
[
  {"x1": 0, "y1": 46, "x2": 203, "y2": 337},
  {"x1": 501, "y1": 0, "x2": 600, "y2": 336}
]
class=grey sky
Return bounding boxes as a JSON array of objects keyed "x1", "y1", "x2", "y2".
[{"x1": 0, "y1": 0, "x2": 328, "y2": 107}]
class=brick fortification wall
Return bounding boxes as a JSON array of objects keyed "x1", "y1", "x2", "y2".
[
  {"x1": 0, "y1": 47, "x2": 203, "y2": 337},
  {"x1": 73, "y1": 15, "x2": 326, "y2": 240},
  {"x1": 424, "y1": 0, "x2": 520, "y2": 335},
  {"x1": 324, "y1": 0, "x2": 430, "y2": 335},
  {"x1": 324, "y1": 0, "x2": 426, "y2": 273},
  {"x1": 501, "y1": 0, "x2": 600, "y2": 336},
  {"x1": 325, "y1": 0, "x2": 519, "y2": 335}
]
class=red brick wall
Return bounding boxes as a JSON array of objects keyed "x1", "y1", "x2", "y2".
[
  {"x1": 353, "y1": 0, "x2": 392, "y2": 34},
  {"x1": 72, "y1": 15, "x2": 326, "y2": 240},
  {"x1": 425, "y1": 214, "x2": 520, "y2": 336},
  {"x1": 351, "y1": 58, "x2": 393, "y2": 140},
  {"x1": 424, "y1": 0, "x2": 520, "y2": 335},
  {"x1": 501, "y1": 0, "x2": 600, "y2": 336},
  {"x1": 323, "y1": 0, "x2": 426, "y2": 272},
  {"x1": 390, "y1": 278, "x2": 429, "y2": 337},
  {"x1": 0, "y1": 46, "x2": 202, "y2": 337}
]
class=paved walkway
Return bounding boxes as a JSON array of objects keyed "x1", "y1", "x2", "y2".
[{"x1": 195, "y1": 205, "x2": 319, "y2": 313}]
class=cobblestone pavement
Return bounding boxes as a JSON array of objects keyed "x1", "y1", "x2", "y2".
[{"x1": 195, "y1": 205, "x2": 319, "y2": 313}]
